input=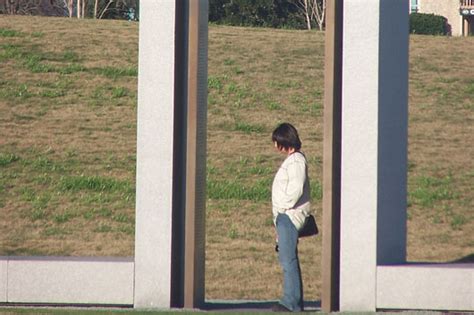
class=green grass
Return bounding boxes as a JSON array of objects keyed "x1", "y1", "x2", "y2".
[
  {"x1": 0, "y1": 27, "x2": 23, "y2": 37},
  {"x1": 0, "y1": 147, "x2": 135, "y2": 255},
  {"x1": 409, "y1": 175, "x2": 456, "y2": 207},
  {"x1": 0, "y1": 153, "x2": 20, "y2": 166},
  {"x1": 234, "y1": 121, "x2": 265, "y2": 133},
  {"x1": 266, "y1": 101, "x2": 282, "y2": 110},
  {"x1": 450, "y1": 213, "x2": 467, "y2": 230},
  {"x1": 62, "y1": 50, "x2": 80, "y2": 62},
  {"x1": 208, "y1": 75, "x2": 224, "y2": 89},
  {"x1": 0, "y1": 43, "x2": 134, "y2": 77},
  {"x1": 112, "y1": 86, "x2": 129, "y2": 98},
  {"x1": 58, "y1": 63, "x2": 86, "y2": 74},
  {"x1": 0, "y1": 83, "x2": 34, "y2": 99},
  {"x1": 31, "y1": 31, "x2": 44, "y2": 38},
  {"x1": 93, "y1": 66, "x2": 138, "y2": 78},
  {"x1": 0, "y1": 44, "x2": 22, "y2": 59},
  {"x1": 207, "y1": 178, "x2": 270, "y2": 201},
  {"x1": 58, "y1": 175, "x2": 133, "y2": 193}
]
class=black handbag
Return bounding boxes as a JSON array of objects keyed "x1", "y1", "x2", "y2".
[{"x1": 298, "y1": 214, "x2": 319, "y2": 238}]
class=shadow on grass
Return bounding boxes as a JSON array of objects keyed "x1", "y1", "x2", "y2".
[{"x1": 451, "y1": 253, "x2": 474, "y2": 264}]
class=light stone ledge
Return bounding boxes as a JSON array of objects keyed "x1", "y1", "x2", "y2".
[
  {"x1": 377, "y1": 264, "x2": 474, "y2": 311},
  {"x1": 0, "y1": 260, "x2": 6, "y2": 302},
  {"x1": 0, "y1": 257, "x2": 134, "y2": 305}
]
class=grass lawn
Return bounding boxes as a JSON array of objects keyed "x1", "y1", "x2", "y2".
[{"x1": 0, "y1": 15, "x2": 472, "y2": 302}]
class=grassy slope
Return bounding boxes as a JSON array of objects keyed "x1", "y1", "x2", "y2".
[{"x1": 0, "y1": 16, "x2": 473, "y2": 301}]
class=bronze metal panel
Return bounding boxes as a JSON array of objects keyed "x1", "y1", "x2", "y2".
[
  {"x1": 184, "y1": 0, "x2": 208, "y2": 309},
  {"x1": 322, "y1": 0, "x2": 343, "y2": 312}
]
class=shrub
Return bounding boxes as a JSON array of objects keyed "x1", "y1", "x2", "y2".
[
  {"x1": 410, "y1": 13, "x2": 448, "y2": 35},
  {"x1": 209, "y1": 0, "x2": 305, "y2": 29}
]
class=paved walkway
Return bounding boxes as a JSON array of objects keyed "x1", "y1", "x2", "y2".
[
  {"x1": 203, "y1": 300, "x2": 320, "y2": 312},
  {"x1": 0, "y1": 301, "x2": 464, "y2": 314}
]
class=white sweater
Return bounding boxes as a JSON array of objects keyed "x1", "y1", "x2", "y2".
[{"x1": 272, "y1": 151, "x2": 311, "y2": 230}]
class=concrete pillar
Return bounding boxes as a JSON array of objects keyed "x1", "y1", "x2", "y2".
[
  {"x1": 339, "y1": 0, "x2": 408, "y2": 311},
  {"x1": 134, "y1": 1, "x2": 182, "y2": 308},
  {"x1": 134, "y1": 0, "x2": 208, "y2": 309}
]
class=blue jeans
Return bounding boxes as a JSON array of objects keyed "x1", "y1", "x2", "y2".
[{"x1": 276, "y1": 213, "x2": 303, "y2": 311}]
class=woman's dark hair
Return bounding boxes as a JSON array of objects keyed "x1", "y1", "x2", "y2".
[{"x1": 272, "y1": 123, "x2": 302, "y2": 151}]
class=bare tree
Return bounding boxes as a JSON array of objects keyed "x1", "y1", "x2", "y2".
[
  {"x1": 295, "y1": 0, "x2": 327, "y2": 31},
  {"x1": 59, "y1": 0, "x2": 73, "y2": 17},
  {"x1": 93, "y1": 0, "x2": 98, "y2": 18},
  {"x1": 1, "y1": 0, "x2": 67, "y2": 16},
  {"x1": 311, "y1": 0, "x2": 326, "y2": 31},
  {"x1": 63, "y1": 0, "x2": 73, "y2": 17},
  {"x1": 76, "y1": 0, "x2": 85, "y2": 17},
  {"x1": 296, "y1": 0, "x2": 312, "y2": 30},
  {"x1": 0, "y1": 0, "x2": 136, "y2": 18},
  {"x1": 97, "y1": 0, "x2": 113, "y2": 19},
  {"x1": 82, "y1": 0, "x2": 86, "y2": 17},
  {"x1": 2, "y1": 0, "x2": 19, "y2": 14}
]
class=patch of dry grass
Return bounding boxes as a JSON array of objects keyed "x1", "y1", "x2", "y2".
[
  {"x1": 407, "y1": 35, "x2": 474, "y2": 263},
  {"x1": 0, "y1": 16, "x2": 138, "y2": 257},
  {"x1": 0, "y1": 16, "x2": 472, "y2": 302}
]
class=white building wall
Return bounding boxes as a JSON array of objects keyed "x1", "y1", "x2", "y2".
[{"x1": 419, "y1": 0, "x2": 463, "y2": 36}]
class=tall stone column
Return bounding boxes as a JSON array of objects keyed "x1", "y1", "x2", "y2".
[
  {"x1": 134, "y1": 1, "x2": 207, "y2": 309},
  {"x1": 339, "y1": 0, "x2": 408, "y2": 311}
]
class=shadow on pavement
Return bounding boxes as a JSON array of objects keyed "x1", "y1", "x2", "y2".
[{"x1": 203, "y1": 300, "x2": 321, "y2": 312}]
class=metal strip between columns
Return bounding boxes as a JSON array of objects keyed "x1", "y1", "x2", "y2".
[
  {"x1": 321, "y1": 0, "x2": 343, "y2": 312},
  {"x1": 184, "y1": 0, "x2": 208, "y2": 309}
]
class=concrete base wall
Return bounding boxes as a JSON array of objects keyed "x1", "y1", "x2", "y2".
[
  {"x1": 0, "y1": 257, "x2": 134, "y2": 305},
  {"x1": 377, "y1": 264, "x2": 474, "y2": 311},
  {"x1": 0, "y1": 260, "x2": 6, "y2": 302}
]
